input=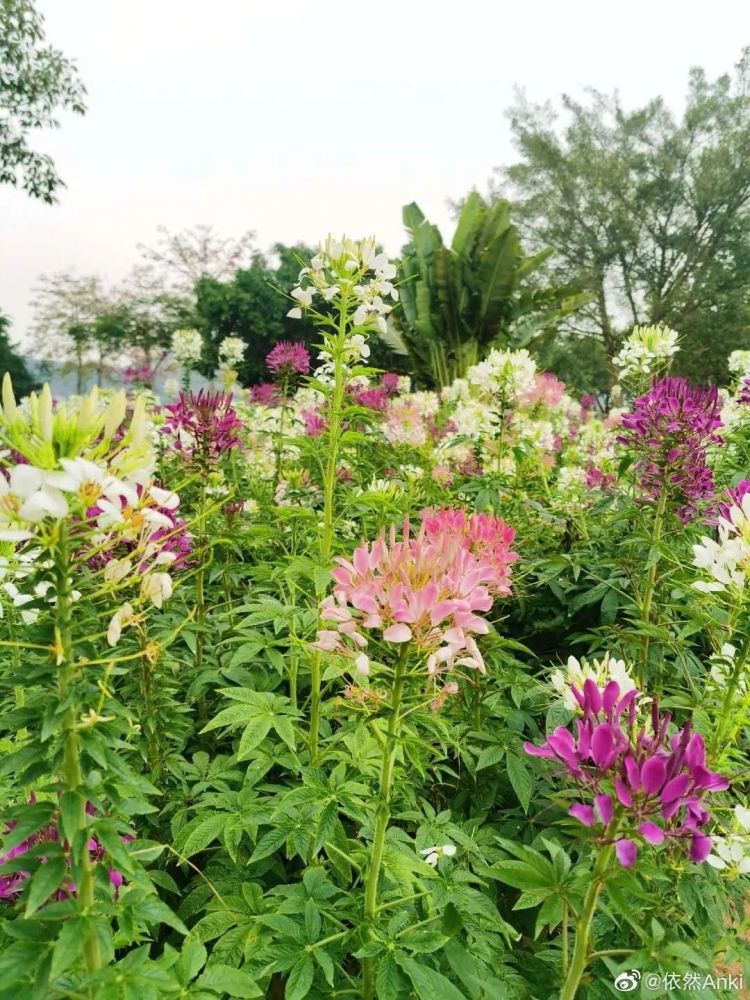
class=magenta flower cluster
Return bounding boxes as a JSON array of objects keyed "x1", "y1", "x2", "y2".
[
  {"x1": 164, "y1": 390, "x2": 243, "y2": 465},
  {"x1": 265, "y1": 340, "x2": 311, "y2": 379},
  {"x1": 0, "y1": 813, "x2": 129, "y2": 902},
  {"x1": 738, "y1": 378, "x2": 750, "y2": 405},
  {"x1": 349, "y1": 373, "x2": 402, "y2": 413},
  {"x1": 525, "y1": 679, "x2": 728, "y2": 868},
  {"x1": 616, "y1": 377, "x2": 723, "y2": 522}
]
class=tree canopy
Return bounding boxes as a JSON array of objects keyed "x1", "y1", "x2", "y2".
[
  {"x1": 0, "y1": 0, "x2": 86, "y2": 202},
  {"x1": 494, "y1": 49, "x2": 750, "y2": 386}
]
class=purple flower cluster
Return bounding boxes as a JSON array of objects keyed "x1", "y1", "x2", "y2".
[
  {"x1": 617, "y1": 377, "x2": 723, "y2": 522},
  {"x1": 249, "y1": 383, "x2": 281, "y2": 407},
  {"x1": 525, "y1": 679, "x2": 728, "y2": 868},
  {"x1": 738, "y1": 378, "x2": 750, "y2": 405},
  {"x1": 0, "y1": 812, "x2": 129, "y2": 902},
  {"x1": 349, "y1": 373, "x2": 402, "y2": 412},
  {"x1": 164, "y1": 390, "x2": 243, "y2": 465},
  {"x1": 123, "y1": 363, "x2": 154, "y2": 386},
  {"x1": 266, "y1": 341, "x2": 311, "y2": 379}
]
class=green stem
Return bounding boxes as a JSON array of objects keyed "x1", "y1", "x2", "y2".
[
  {"x1": 559, "y1": 843, "x2": 614, "y2": 1000},
  {"x1": 640, "y1": 487, "x2": 668, "y2": 686},
  {"x1": 55, "y1": 528, "x2": 101, "y2": 974},
  {"x1": 362, "y1": 649, "x2": 408, "y2": 1000},
  {"x1": 309, "y1": 287, "x2": 350, "y2": 764},
  {"x1": 712, "y1": 631, "x2": 750, "y2": 754}
]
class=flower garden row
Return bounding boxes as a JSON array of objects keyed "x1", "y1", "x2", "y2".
[{"x1": 0, "y1": 238, "x2": 749, "y2": 997}]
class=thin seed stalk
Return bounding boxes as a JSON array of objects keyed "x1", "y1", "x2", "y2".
[
  {"x1": 54, "y1": 526, "x2": 101, "y2": 973},
  {"x1": 361, "y1": 648, "x2": 408, "y2": 1000}
]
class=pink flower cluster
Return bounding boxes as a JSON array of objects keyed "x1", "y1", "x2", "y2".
[
  {"x1": 525, "y1": 679, "x2": 728, "y2": 867},
  {"x1": 521, "y1": 372, "x2": 566, "y2": 409},
  {"x1": 0, "y1": 810, "x2": 130, "y2": 902},
  {"x1": 164, "y1": 390, "x2": 243, "y2": 465},
  {"x1": 123, "y1": 363, "x2": 154, "y2": 386},
  {"x1": 421, "y1": 508, "x2": 518, "y2": 597},
  {"x1": 316, "y1": 511, "x2": 517, "y2": 678},
  {"x1": 265, "y1": 340, "x2": 311, "y2": 379}
]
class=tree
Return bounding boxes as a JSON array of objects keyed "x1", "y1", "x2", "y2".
[
  {"x1": 494, "y1": 50, "x2": 750, "y2": 384},
  {"x1": 0, "y1": 311, "x2": 37, "y2": 395},
  {"x1": 0, "y1": 0, "x2": 86, "y2": 202},
  {"x1": 29, "y1": 273, "x2": 110, "y2": 392},
  {"x1": 386, "y1": 193, "x2": 588, "y2": 387},
  {"x1": 137, "y1": 225, "x2": 257, "y2": 299}
]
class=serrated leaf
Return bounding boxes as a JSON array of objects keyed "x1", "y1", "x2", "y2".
[
  {"x1": 176, "y1": 814, "x2": 226, "y2": 859},
  {"x1": 286, "y1": 955, "x2": 315, "y2": 1000},
  {"x1": 506, "y1": 753, "x2": 533, "y2": 813},
  {"x1": 397, "y1": 956, "x2": 467, "y2": 1000},
  {"x1": 196, "y1": 963, "x2": 262, "y2": 998},
  {"x1": 25, "y1": 858, "x2": 66, "y2": 915}
]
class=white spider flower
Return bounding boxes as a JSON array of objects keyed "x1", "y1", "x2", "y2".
[
  {"x1": 420, "y1": 843, "x2": 457, "y2": 866},
  {"x1": 171, "y1": 328, "x2": 204, "y2": 365},
  {"x1": 107, "y1": 602, "x2": 136, "y2": 647},
  {"x1": 613, "y1": 324, "x2": 680, "y2": 379}
]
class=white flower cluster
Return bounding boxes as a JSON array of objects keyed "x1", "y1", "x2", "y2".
[
  {"x1": 693, "y1": 495, "x2": 750, "y2": 594},
  {"x1": 550, "y1": 652, "x2": 636, "y2": 712},
  {"x1": 171, "y1": 328, "x2": 204, "y2": 365},
  {"x1": 314, "y1": 333, "x2": 371, "y2": 386},
  {"x1": 728, "y1": 350, "x2": 750, "y2": 376},
  {"x1": 466, "y1": 348, "x2": 537, "y2": 402},
  {"x1": 707, "y1": 805, "x2": 750, "y2": 875},
  {"x1": 613, "y1": 324, "x2": 680, "y2": 380},
  {"x1": 218, "y1": 336, "x2": 246, "y2": 369},
  {"x1": 287, "y1": 236, "x2": 398, "y2": 334}
]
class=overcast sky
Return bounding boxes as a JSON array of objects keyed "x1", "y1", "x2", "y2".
[{"x1": 1, "y1": 0, "x2": 748, "y2": 343}]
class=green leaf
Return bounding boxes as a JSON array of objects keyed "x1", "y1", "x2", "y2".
[
  {"x1": 397, "y1": 956, "x2": 467, "y2": 1000},
  {"x1": 249, "y1": 827, "x2": 286, "y2": 864},
  {"x1": 50, "y1": 918, "x2": 85, "y2": 979},
  {"x1": 377, "y1": 954, "x2": 404, "y2": 997},
  {"x1": 506, "y1": 753, "x2": 533, "y2": 813},
  {"x1": 285, "y1": 955, "x2": 315, "y2": 1000},
  {"x1": 476, "y1": 745, "x2": 504, "y2": 771},
  {"x1": 196, "y1": 963, "x2": 262, "y2": 998},
  {"x1": 238, "y1": 718, "x2": 272, "y2": 759},
  {"x1": 25, "y1": 858, "x2": 66, "y2": 915},
  {"x1": 175, "y1": 934, "x2": 208, "y2": 986},
  {"x1": 176, "y1": 813, "x2": 226, "y2": 859}
]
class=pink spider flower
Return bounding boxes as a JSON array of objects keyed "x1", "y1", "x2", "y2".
[
  {"x1": 521, "y1": 372, "x2": 566, "y2": 409},
  {"x1": 525, "y1": 680, "x2": 728, "y2": 867},
  {"x1": 164, "y1": 390, "x2": 243, "y2": 465},
  {"x1": 421, "y1": 508, "x2": 518, "y2": 597},
  {"x1": 266, "y1": 340, "x2": 310, "y2": 379},
  {"x1": 315, "y1": 514, "x2": 515, "y2": 678}
]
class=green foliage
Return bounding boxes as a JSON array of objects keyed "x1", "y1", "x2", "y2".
[
  {"x1": 498, "y1": 48, "x2": 750, "y2": 379},
  {"x1": 387, "y1": 192, "x2": 589, "y2": 387},
  {"x1": 0, "y1": 311, "x2": 37, "y2": 396},
  {"x1": 0, "y1": 0, "x2": 86, "y2": 202}
]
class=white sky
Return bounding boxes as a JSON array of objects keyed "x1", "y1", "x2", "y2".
[{"x1": 1, "y1": 0, "x2": 748, "y2": 343}]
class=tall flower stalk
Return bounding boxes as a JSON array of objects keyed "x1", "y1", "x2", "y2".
[
  {"x1": 526, "y1": 674, "x2": 728, "y2": 997},
  {"x1": 314, "y1": 513, "x2": 517, "y2": 996},
  {"x1": 287, "y1": 237, "x2": 398, "y2": 761},
  {"x1": 0, "y1": 377, "x2": 184, "y2": 985}
]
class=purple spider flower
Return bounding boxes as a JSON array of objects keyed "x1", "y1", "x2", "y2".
[
  {"x1": 164, "y1": 390, "x2": 243, "y2": 466},
  {"x1": 616, "y1": 377, "x2": 723, "y2": 522},
  {"x1": 380, "y1": 373, "x2": 401, "y2": 395},
  {"x1": 266, "y1": 340, "x2": 310, "y2": 380},
  {"x1": 249, "y1": 382, "x2": 281, "y2": 406},
  {"x1": 738, "y1": 378, "x2": 750, "y2": 405},
  {"x1": 525, "y1": 679, "x2": 728, "y2": 867}
]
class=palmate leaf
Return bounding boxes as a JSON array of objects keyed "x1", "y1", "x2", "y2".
[{"x1": 397, "y1": 956, "x2": 468, "y2": 1000}]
